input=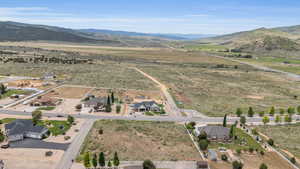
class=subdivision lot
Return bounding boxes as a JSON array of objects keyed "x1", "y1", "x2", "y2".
[
  {"x1": 209, "y1": 152, "x2": 294, "y2": 169},
  {"x1": 257, "y1": 124, "x2": 300, "y2": 159},
  {"x1": 47, "y1": 86, "x2": 92, "y2": 99},
  {"x1": 79, "y1": 120, "x2": 201, "y2": 161},
  {"x1": 138, "y1": 62, "x2": 300, "y2": 116}
]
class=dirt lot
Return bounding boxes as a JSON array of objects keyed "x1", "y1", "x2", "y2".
[
  {"x1": 0, "y1": 148, "x2": 63, "y2": 169},
  {"x1": 47, "y1": 86, "x2": 92, "y2": 99},
  {"x1": 257, "y1": 124, "x2": 300, "y2": 159},
  {"x1": 79, "y1": 120, "x2": 201, "y2": 161},
  {"x1": 209, "y1": 152, "x2": 294, "y2": 169}
]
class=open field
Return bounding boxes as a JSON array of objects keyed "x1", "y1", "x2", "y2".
[
  {"x1": 138, "y1": 61, "x2": 300, "y2": 116},
  {"x1": 0, "y1": 63, "x2": 157, "y2": 91},
  {"x1": 51, "y1": 86, "x2": 92, "y2": 99},
  {"x1": 238, "y1": 57, "x2": 300, "y2": 74},
  {"x1": 257, "y1": 124, "x2": 300, "y2": 159},
  {"x1": 209, "y1": 152, "x2": 295, "y2": 169},
  {"x1": 79, "y1": 120, "x2": 201, "y2": 161}
]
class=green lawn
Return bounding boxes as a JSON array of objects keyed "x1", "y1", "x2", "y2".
[
  {"x1": 209, "y1": 127, "x2": 263, "y2": 152},
  {"x1": 0, "y1": 89, "x2": 33, "y2": 99},
  {"x1": 40, "y1": 120, "x2": 71, "y2": 136},
  {"x1": 36, "y1": 106, "x2": 56, "y2": 111},
  {"x1": 0, "y1": 118, "x2": 17, "y2": 124}
]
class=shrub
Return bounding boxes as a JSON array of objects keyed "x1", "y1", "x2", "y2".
[
  {"x1": 267, "y1": 139, "x2": 274, "y2": 146},
  {"x1": 116, "y1": 105, "x2": 121, "y2": 113},
  {"x1": 248, "y1": 147, "x2": 254, "y2": 153},
  {"x1": 290, "y1": 157, "x2": 296, "y2": 164},
  {"x1": 221, "y1": 154, "x2": 228, "y2": 161},
  {"x1": 232, "y1": 161, "x2": 243, "y2": 169},
  {"x1": 248, "y1": 107, "x2": 255, "y2": 117},
  {"x1": 236, "y1": 149, "x2": 241, "y2": 155},
  {"x1": 199, "y1": 139, "x2": 209, "y2": 151},
  {"x1": 64, "y1": 136, "x2": 71, "y2": 140},
  {"x1": 259, "y1": 163, "x2": 268, "y2": 169},
  {"x1": 236, "y1": 108, "x2": 243, "y2": 117},
  {"x1": 143, "y1": 160, "x2": 156, "y2": 169},
  {"x1": 259, "y1": 111, "x2": 265, "y2": 117},
  {"x1": 45, "y1": 151, "x2": 53, "y2": 157}
]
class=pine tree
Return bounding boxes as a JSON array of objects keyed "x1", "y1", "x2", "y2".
[
  {"x1": 92, "y1": 154, "x2": 98, "y2": 168},
  {"x1": 99, "y1": 152, "x2": 105, "y2": 167},
  {"x1": 229, "y1": 125, "x2": 235, "y2": 138},
  {"x1": 269, "y1": 107, "x2": 275, "y2": 116},
  {"x1": 108, "y1": 160, "x2": 112, "y2": 167},
  {"x1": 111, "y1": 92, "x2": 115, "y2": 104},
  {"x1": 83, "y1": 152, "x2": 91, "y2": 168},
  {"x1": 223, "y1": 114, "x2": 227, "y2": 127},
  {"x1": 248, "y1": 107, "x2": 255, "y2": 117},
  {"x1": 105, "y1": 95, "x2": 112, "y2": 112},
  {"x1": 113, "y1": 152, "x2": 120, "y2": 166}
]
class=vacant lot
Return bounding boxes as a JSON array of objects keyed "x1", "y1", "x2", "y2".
[
  {"x1": 51, "y1": 86, "x2": 92, "y2": 99},
  {"x1": 209, "y1": 152, "x2": 294, "y2": 169},
  {"x1": 257, "y1": 124, "x2": 300, "y2": 159},
  {"x1": 138, "y1": 61, "x2": 300, "y2": 116},
  {"x1": 79, "y1": 120, "x2": 201, "y2": 161}
]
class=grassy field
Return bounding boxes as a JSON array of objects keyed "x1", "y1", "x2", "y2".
[
  {"x1": 0, "y1": 63, "x2": 157, "y2": 91},
  {"x1": 239, "y1": 57, "x2": 300, "y2": 74},
  {"x1": 138, "y1": 61, "x2": 300, "y2": 116},
  {"x1": 257, "y1": 124, "x2": 300, "y2": 159},
  {"x1": 79, "y1": 120, "x2": 201, "y2": 161}
]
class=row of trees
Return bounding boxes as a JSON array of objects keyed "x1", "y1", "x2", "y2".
[
  {"x1": 83, "y1": 152, "x2": 119, "y2": 168},
  {"x1": 235, "y1": 106, "x2": 300, "y2": 117},
  {"x1": 232, "y1": 161, "x2": 269, "y2": 169}
]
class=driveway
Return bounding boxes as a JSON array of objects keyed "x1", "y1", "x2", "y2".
[{"x1": 10, "y1": 138, "x2": 70, "y2": 150}]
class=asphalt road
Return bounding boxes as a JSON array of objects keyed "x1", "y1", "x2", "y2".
[
  {"x1": 55, "y1": 119, "x2": 95, "y2": 169},
  {"x1": 10, "y1": 138, "x2": 69, "y2": 150}
]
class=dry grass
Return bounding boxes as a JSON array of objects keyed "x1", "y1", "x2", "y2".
[
  {"x1": 79, "y1": 120, "x2": 201, "y2": 161},
  {"x1": 51, "y1": 86, "x2": 92, "y2": 99},
  {"x1": 257, "y1": 124, "x2": 300, "y2": 159},
  {"x1": 209, "y1": 152, "x2": 294, "y2": 169},
  {"x1": 138, "y1": 62, "x2": 300, "y2": 116}
]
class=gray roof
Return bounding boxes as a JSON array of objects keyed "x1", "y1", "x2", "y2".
[
  {"x1": 208, "y1": 149, "x2": 218, "y2": 160},
  {"x1": 84, "y1": 97, "x2": 107, "y2": 107},
  {"x1": 132, "y1": 101, "x2": 159, "y2": 109},
  {"x1": 5, "y1": 119, "x2": 47, "y2": 136},
  {"x1": 197, "y1": 126, "x2": 230, "y2": 140}
]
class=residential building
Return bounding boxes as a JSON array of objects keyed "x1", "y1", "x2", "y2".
[
  {"x1": 5, "y1": 119, "x2": 49, "y2": 142},
  {"x1": 83, "y1": 96, "x2": 107, "y2": 111},
  {"x1": 30, "y1": 96, "x2": 60, "y2": 107},
  {"x1": 195, "y1": 125, "x2": 231, "y2": 142},
  {"x1": 131, "y1": 101, "x2": 161, "y2": 112}
]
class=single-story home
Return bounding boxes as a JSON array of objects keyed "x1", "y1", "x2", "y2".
[
  {"x1": 43, "y1": 72, "x2": 56, "y2": 80},
  {"x1": 5, "y1": 119, "x2": 49, "y2": 142},
  {"x1": 195, "y1": 125, "x2": 231, "y2": 142},
  {"x1": 30, "y1": 96, "x2": 60, "y2": 107},
  {"x1": 197, "y1": 161, "x2": 209, "y2": 169},
  {"x1": 83, "y1": 96, "x2": 107, "y2": 111},
  {"x1": 131, "y1": 101, "x2": 161, "y2": 112}
]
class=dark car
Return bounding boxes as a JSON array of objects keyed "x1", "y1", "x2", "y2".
[
  {"x1": 56, "y1": 115, "x2": 64, "y2": 117},
  {"x1": 1, "y1": 144, "x2": 9, "y2": 149}
]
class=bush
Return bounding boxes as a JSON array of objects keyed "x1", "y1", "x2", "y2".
[
  {"x1": 267, "y1": 139, "x2": 274, "y2": 146},
  {"x1": 259, "y1": 163, "x2": 268, "y2": 169},
  {"x1": 236, "y1": 148, "x2": 241, "y2": 155},
  {"x1": 64, "y1": 136, "x2": 71, "y2": 140},
  {"x1": 143, "y1": 160, "x2": 156, "y2": 169},
  {"x1": 221, "y1": 154, "x2": 228, "y2": 161},
  {"x1": 232, "y1": 161, "x2": 243, "y2": 169},
  {"x1": 45, "y1": 151, "x2": 53, "y2": 157},
  {"x1": 290, "y1": 157, "x2": 296, "y2": 164},
  {"x1": 199, "y1": 139, "x2": 209, "y2": 151},
  {"x1": 248, "y1": 147, "x2": 254, "y2": 153},
  {"x1": 116, "y1": 105, "x2": 121, "y2": 113}
]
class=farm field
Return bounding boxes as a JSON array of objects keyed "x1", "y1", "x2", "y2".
[
  {"x1": 138, "y1": 62, "x2": 300, "y2": 116},
  {"x1": 79, "y1": 120, "x2": 201, "y2": 161},
  {"x1": 257, "y1": 124, "x2": 300, "y2": 159}
]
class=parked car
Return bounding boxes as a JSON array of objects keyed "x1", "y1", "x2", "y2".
[{"x1": 1, "y1": 144, "x2": 9, "y2": 149}]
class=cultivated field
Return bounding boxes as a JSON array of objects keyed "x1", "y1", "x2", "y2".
[
  {"x1": 79, "y1": 120, "x2": 201, "y2": 161},
  {"x1": 257, "y1": 124, "x2": 300, "y2": 159}
]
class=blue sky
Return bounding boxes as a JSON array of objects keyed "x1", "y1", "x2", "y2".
[{"x1": 1, "y1": 0, "x2": 300, "y2": 34}]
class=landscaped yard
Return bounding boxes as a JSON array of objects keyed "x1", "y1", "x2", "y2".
[
  {"x1": 36, "y1": 106, "x2": 56, "y2": 111},
  {"x1": 39, "y1": 120, "x2": 71, "y2": 136},
  {"x1": 208, "y1": 127, "x2": 263, "y2": 152},
  {"x1": 257, "y1": 124, "x2": 300, "y2": 159},
  {"x1": 79, "y1": 120, "x2": 201, "y2": 161},
  {"x1": 0, "y1": 89, "x2": 33, "y2": 99}
]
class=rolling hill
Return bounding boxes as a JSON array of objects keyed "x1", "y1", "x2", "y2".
[
  {"x1": 0, "y1": 21, "x2": 171, "y2": 47},
  {"x1": 198, "y1": 27, "x2": 300, "y2": 52}
]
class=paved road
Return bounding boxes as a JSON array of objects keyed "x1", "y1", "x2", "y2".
[
  {"x1": 10, "y1": 138, "x2": 70, "y2": 150},
  {"x1": 0, "y1": 76, "x2": 34, "y2": 83},
  {"x1": 132, "y1": 67, "x2": 182, "y2": 117},
  {"x1": 1, "y1": 109, "x2": 299, "y2": 125},
  {"x1": 55, "y1": 119, "x2": 95, "y2": 169}
]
